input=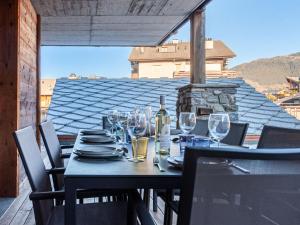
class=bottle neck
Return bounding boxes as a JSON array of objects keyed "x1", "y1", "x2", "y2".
[{"x1": 160, "y1": 104, "x2": 165, "y2": 110}]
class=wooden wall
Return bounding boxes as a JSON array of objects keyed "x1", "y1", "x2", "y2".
[{"x1": 0, "y1": 0, "x2": 38, "y2": 197}]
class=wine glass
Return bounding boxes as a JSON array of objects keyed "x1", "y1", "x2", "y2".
[
  {"x1": 144, "y1": 106, "x2": 152, "y2": 137},
  {"x1": 117, "y1": 112, "x2": 130, "y2": 147},
  {"x1": 107, "y1": 110, "x2": 119, "y2": 139},
  {"x1": 127, "y1": 111, "x2": 147, "y2": 163},
  {"x1": 208, "y1": 113, "x2": 230, "y2": 147},
  {"x1": 179, "y1": 112, "x2": 196, "y2": 134}
]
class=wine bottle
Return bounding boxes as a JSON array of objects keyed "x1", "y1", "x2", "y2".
[{"x1": 155, "y1": 95, "x2": 171, "y2": 155}]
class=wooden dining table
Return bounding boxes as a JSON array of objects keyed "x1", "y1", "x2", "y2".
[{"x1": 64, "y1": 131, "x2": 183, "y2": 225}]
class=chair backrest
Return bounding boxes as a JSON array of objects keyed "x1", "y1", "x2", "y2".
[
  {"x1": 192, "y1": 119, "x2": 209, "y2": 136},
  {"x1": 221, "y1": 122, "x2": 249, "y2": 146},
  {"x1": 178, "y1": 146, "x2": 300, "y2": 225},
  {"x1": 257, "y1": 125, "x2": 300, "y2": 148},
  {"x1": 13, "y1": 126, "x2": 54, "y2": 225},
  {"x1": 39, "y1": 121, "x2": 64, "y2": 191},
  {"x1": 39, "y1": 121, "x2": 64, "y2": 168}
]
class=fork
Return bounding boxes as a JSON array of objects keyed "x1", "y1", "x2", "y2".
[{"x1": 153, "y1": 155, "x2": 165, "y2": 172}]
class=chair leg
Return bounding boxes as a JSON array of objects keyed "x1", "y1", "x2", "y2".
[
  {"x1": 79, "y1": 198, "x2": 84, "y2": 204},
  {"x1": 153, "y1": 190, "x2": 158, "y2": 212}
]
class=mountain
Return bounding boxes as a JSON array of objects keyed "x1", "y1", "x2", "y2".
[{"x1": 232, "y1": 53, "x2": 300, "y2": 92}]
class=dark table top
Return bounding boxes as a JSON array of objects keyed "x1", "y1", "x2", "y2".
[{"x1": 65, "y1": 132, "x2": 182, "y2": 178}]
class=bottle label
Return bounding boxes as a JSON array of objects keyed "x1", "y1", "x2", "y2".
[{"x1": 160, "y1": 124, "x2": 170, "y2": 150}]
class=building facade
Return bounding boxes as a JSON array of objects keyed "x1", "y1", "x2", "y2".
[
  {"x1": 41, "y1": 79, "x2": 56, "y2": 120},
  {"x1": 129, "y1": 39, "x2": 236, "y2": 79}
]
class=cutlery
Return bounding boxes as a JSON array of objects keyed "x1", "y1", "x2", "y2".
[
  {"x1": 153, "y1": 156, "x2": 165, "y2": 172},
  {"x1": 227, "y1": 161, "x2": 250, "y2": 174}
]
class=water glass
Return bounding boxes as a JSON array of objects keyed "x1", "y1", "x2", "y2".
[
  {"x1": 208, "y1": 113, "x2": 230, "y2": 146},
  {"x1": 179, "y1": 112, "x2": 196, "y2": 134},
  {"x1": 179, "y1": 134, "x2": 194, "y2": 152},
  {"x1": 131, "y1": 137, "x2": 149, "y2": 159}
]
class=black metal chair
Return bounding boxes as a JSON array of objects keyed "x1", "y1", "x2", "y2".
[
  {"x1": 221, "y1": 122, "x2": 249, "y2": 146},
  {"x1": 177, "y1": 146, "x2": 300, "y2": 225},
  {"x1": 39, "y1": 121, "x2": 73, "y2": 191},
  {"x1": 191, "y1": 120, "x2": 249, "y2": 146},
  {"x1": 156, "y1": 121, "x2": 249, "y2": 220},
  {"x1": 192, "y1": 119, "x2": 209, "y2": 136},
  {"x1": 257, "y1": 125, "x2": 300, "y2": 148},
  {"x1": 13, "y1": 126, "x2": 155, "y2": 225}
]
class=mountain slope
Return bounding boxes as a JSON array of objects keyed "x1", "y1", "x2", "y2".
[{"x1": 232, "y1": 53, "x2": 300, "y2": 91}]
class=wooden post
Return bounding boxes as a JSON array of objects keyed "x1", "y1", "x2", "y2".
[
  {"x1": 190, "y1": 9, "x2": 206, "y2": 84},
  {"x1": 0, "y1": 0, "x2": 38, "y2": 197},
  {"x1": 0, "y1": 0, "x2": 19, "y2": 197},
  {"x1": 36, "y1": 15, "x2": 41, "y2": 145}
]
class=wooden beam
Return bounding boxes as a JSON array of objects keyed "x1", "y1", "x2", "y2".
[
  {"x1": 0, "y1": 0, "x2": 19, "y2": 197},
  {"x1": 190, "y1": 9, "x2": 206, "y2": 84},
  {"x1": 36, "y1": 15, "x2": 41, "y2": 144}
]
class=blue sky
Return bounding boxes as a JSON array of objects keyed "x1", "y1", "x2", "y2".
[{"x1": 42, "y1": 0, "x2": 300, "y2": 78}]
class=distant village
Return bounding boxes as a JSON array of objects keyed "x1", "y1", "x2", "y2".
[{"x1": 41, "y1": 39, "x2": 300, "y2": 120}]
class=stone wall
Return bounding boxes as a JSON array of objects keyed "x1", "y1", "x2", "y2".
[{"x1": 176, "y1": 83, "x2": 239, "y2": 122}]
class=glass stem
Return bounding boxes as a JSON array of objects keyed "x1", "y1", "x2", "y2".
[{"x1": 135, "y1": 136, "x2": 139, "y2": 162}]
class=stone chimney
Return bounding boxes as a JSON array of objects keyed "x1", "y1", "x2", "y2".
[{"x1": 176, "y1": 83, "x2": 239, "y2": 126}]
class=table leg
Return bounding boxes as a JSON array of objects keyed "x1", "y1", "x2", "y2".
[
  {"x1": 164, "y1": 189, "x2": 173, "y2": 225},
  {"x1": 127, "y1": 191, "x2": 137, "y2": 225},
  {"x1": 65, "y1": 179, "x2": 77, "y2": 225},
  {"x1": 143, "y1": 189, "x2": 150, "y2": 210}
]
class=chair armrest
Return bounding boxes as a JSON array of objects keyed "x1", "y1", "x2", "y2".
[
  {"x1": 45, "y1": 167, "x2": 66, "y2": 175},
  {"x1": 29, "y1": 190, "x2": 65, "y2": 201},
  {"x1": 61, "y1": 144, "x2": 74, "y2": 149},
  {"x1": 131, "y1": 190, "x2": 155, "y2": 225},
  {"x1": 61, "y1": 152, "x2": 71, "y2": 158}
]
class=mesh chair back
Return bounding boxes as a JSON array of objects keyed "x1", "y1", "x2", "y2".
[
  {"x1": 39, "y1": 121, "x2": 63, "y2": 168},
  {"x1": 13, "y1": 126, "x2": 54, "y2": 225},
  {"x1": 39, "y1": 121, "x2": 64, "y2": 190},
  {"x1": 178, "y1": 147, "x2": 300, "y2": 225},
  {"x1": 192, "y1": 119, "x2": 209, "y2": 136},
  {"x1": 221, "y1": 122, "x2": 248, "y2": 146},
  {"x1": 258, "y1": 125, "x2": 300, "y2": 148}
]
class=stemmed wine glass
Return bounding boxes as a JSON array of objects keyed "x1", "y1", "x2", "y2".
[
  {"x1": 179, "y1": 112, "x2": 196, "y2": 134},
  {"x1": 117, "y1": 112, "x2": 130, "y2": 147},
  {"x1": 144, "y1": 106, "x2": 152, "y2": 136},
  {"x1": 127, "y1": 111, "x2": 147, "y2": 163},
  {"x1": 107, "y1": 110, "x2": 119, "y2": 137},
  {"x1": 208, "y1": 113, "x2": 230, "y2": 147}
]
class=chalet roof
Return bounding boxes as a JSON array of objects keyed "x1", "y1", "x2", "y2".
[
  {"x1": 31, "y1": 0, "x2": 211, "y2": 46},
  {"x1": 128, "y1": 40, "x2": 236, "y2": 62},
  {"x1": 47, "y1": 78, "x2": 300, "y2": 136}
]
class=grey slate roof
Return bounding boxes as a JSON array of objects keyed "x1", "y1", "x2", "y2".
[{"x1": 47, "y1": 78, "x2": 300, "y2": 136}]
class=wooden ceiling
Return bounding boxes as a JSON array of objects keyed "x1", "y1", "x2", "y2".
[{"x1": 30, "y1": 0, "x2": 210, "y2": 46}]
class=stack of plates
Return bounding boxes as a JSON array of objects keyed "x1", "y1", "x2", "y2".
[
  {"x1": 80, "y1": 129, "x2": 107, "y2": 135},
  {"x1": 80, "y1": 135, "x2": 114, "y2": 144},
  {"x1": 74, "y1": 146, "x2": 123, "y2": 159}
]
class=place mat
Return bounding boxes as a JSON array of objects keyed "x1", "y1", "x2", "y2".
[
  {"x1": 80, "y1": 129, "x2": 107, "y2": 135},
  {"x1": 80, "y1": 135, "x2": 114, "y2": 144}
]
